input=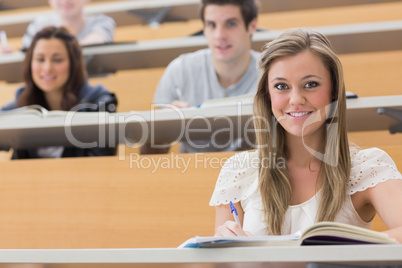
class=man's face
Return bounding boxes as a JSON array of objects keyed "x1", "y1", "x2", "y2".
[
  {"x1": 203, "y1": 4, "x2": 257, "y2": 64},
  {"x1": 48, "y1": 0, "x2": 89, "y2": 19}
]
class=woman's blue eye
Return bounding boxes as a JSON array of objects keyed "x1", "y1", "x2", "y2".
[
  {"x1": 275, "y1": 83, "x2": 288, "y2": 90},
  {"x1": 305, "y1": 81, "x2": 319, "y2": 88}
]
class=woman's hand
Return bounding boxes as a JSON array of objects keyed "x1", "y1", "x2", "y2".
[{"x1": 215, "y1": 220, "x2": 253, "y2": 237}]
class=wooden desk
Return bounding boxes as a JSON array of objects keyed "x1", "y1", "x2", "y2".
[
  {"x1": 0, "y1": 245, "x2": 400, "y2": 268},
  {"x1": 0, "y1": 146, "x2": 399, "y2": 250},
  {"x1": 0, "y1": 152, "x2": 235, "y2": 249},
  {"x1": 2, "y1": 20, "x2": 402, "y2": 83},
  {"x1": 1, "y1": 0, "x2": 399, "y2": 38},
  {"x1": 0, "y1": 95, "x2": 401, "y2": 150},
  {"x1": 1, "y1": 0, "x2": 398, "y2": 12}
]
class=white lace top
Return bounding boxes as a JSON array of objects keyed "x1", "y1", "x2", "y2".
[{"x1": 209, "y1": 147, "x2": 402, "y2": 235}]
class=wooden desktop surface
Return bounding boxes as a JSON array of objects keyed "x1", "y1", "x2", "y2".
[
  {"x1": 0, "y1": 151, "x2": 234, "y2": 249},
  {"x1": 0, "y1": 245, "x2": 401, "y2": 268},
  {"x1": 0, "y1": 145, "x2": 400, "y2": 249},
  {"x1": 2, "y1": 0, "x2": 401, "y2": 39}
]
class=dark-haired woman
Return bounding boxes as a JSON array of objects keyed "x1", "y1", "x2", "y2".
[{"x1": 2, "y1": 26, "x2": 117, "y2": 159}]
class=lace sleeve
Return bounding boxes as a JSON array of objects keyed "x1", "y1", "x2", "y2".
[
  {"x1": 209, "y1": 151, "x2": 259, "y2": 206},
  {"x1": 349, "y1": 147, "x2": 402, "y2": 194}
]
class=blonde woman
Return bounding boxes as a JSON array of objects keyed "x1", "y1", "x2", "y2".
[{"x1": 210, "y1": 28, "x2": 402, "y2": 242}]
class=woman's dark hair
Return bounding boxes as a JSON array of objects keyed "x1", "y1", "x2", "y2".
[
  {"x1": 200, "y1": 0, "x2": 259, "y2": 28},
  {"x1": 18, "y1": 26, "x2": 87, "y2": 110}
]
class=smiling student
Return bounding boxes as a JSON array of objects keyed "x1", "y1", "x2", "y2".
[
  {"x1": 1, "y1": 26, "x2": 117, "y2": 159},
  {"x1": 210, "y1": 28, "x2": 402, "y2": 242},
  {"x1": 147, "y1": 0, "x2": 260, "y2": 154}
]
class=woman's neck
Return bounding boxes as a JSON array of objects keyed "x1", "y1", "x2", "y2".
[
  {"x1": 44, "y1": 91, "x2": 64, "y2": 111},
  {"x1": 285, "y1": 129, "x2": 326, "y2": 168},
  {"x1": 285, "y1": 132, "x2": 325, "y2": 205}
]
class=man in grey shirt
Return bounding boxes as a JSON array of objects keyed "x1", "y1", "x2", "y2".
[
  {"x1": 147, "y1": 0, "x2": 260, "y2": 154},
  {"x1": 22, "y1": 0, "x2": 115, "y2": 50}
]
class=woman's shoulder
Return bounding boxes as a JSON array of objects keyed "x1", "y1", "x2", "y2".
[
  {"x1": 1, "y1": 87, "x2": 25, "y2": 111},
  {"x1": 78, "y1": 82, "x2": 117, "y2": 111},
  {"x1": 348, "y1": 147, "x2": 402, "y2": 194},
  {"x1": 79, "y1": 82, "x2": 113, "y2": 100},
  {"x1": 209, "y1": 150, "x2": 260, "y2": 206}
]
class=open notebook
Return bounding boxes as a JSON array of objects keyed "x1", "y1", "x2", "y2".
[{"x1": 179, "y1": 221, "x2": 397, "y2": 248}]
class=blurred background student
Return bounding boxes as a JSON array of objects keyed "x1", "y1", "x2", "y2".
[
  {"x1": 144, "y1": 0, "x2": 260, "y2": 154},
  {"x1": 0, "y1": 0, "x2": 115, "y2": 54},
  {"x1": 1, "y1": 26, "x2": 117, "y2": 159},
  {"x1": 22, "y1": 0, "x2": 115, "y2": 48}
]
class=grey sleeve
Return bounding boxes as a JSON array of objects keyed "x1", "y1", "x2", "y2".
[
  {"x1": 85, "y1": 15, "x2": 116, "y2": 43},
  {"x1": 152, "y1": 58, "x2": 182, "y2": 105},
  {"x1": 21, "y1": 16, "x2": 56, "y2": 50},
  {"x1": 21, "y1": 21, "x2": 39, "y2": 50}
]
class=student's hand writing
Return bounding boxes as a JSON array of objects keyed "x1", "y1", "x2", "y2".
[
  {"x1": 215, "y1": 220, "x2": 254, "y2": 237},
  {"x1": 0, "y1": 44, "x2": 13, "y2": 54},
  {"x1": 171, "y1": 100, "x2": 190, "y2": 108}
]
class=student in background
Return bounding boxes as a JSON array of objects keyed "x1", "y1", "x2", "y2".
[
  {"x1": 22, "y1": 0, "x2": 115, "y2": 49},
  {"x1": 210, "y1": 28, "x2": 402, "y2": 242},
  {"x1": 0, "y1": 0, "x2": 115, "y2": 54},
  {"x1": 144, "y1": 0, "x2": 259, "y2": 154},
  {"x1": 1, "y1": 26, "x2": 117, "y2": 159}
]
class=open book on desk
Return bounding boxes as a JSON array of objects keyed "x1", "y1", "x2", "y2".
[
  {"x1": 0, "y1": 105, "x2": 112, "y2": 150},
  {"x1": 179, "y1": 221, "x2": 397, "y2": 248},
  {"x1": 0, "y1": 105, "x2": 68, "y2": 118}
]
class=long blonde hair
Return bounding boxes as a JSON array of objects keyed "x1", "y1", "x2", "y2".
[{"x1": 253, "y1": 28, "x2": 351, "y2": 234}]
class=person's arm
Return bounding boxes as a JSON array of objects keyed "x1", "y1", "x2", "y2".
[
  {"x1": 351, "y1": 148, "x2": 402, "y2": 242},
  {"x1": 21, "y1": 19, "x2": 41, "y2": 51},
  {"x1": 140, "y1": 58, "x2": 189, "y2": 154},
  {"x1": 79, "y1": 32, "x2": 109, "y2": 46},
  {"x1": 365, "y1": 178, "x2": 402, "y2": 242},
  {"x1": 153, "y1": 56, "x2": 190, "y2": 108},
  {"x1": 210, "y1": 151, "x2": 257, "y2": 237},
  {"x1": 80, "y1": 15, "x2": 116, "y2": 45},
  {"x1": 214, "y1": 202, "x2": 252, "y2": 236}
]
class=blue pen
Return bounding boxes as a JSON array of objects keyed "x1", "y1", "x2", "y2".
[{"x1": 229, "y1": 201, "x2": 241, "y2": 226}]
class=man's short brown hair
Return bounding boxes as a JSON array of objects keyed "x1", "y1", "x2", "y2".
[{"x1": 200, "y1": 0, "x2": 259, "y2": 28}]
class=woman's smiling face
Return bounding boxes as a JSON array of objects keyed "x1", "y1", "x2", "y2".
[
  {"x1": 31, "y1": 38, "x2": 70, "y2": 95},
  {"x1": 268, "y1": 50, "x2": 332, "y2": 139}
]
